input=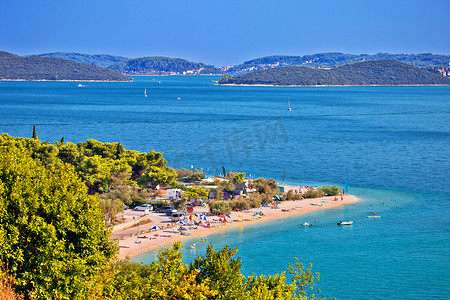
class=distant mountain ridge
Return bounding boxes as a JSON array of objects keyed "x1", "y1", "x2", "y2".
[
  {"x1": 0, "y1": 51, "x2": 132, "y2": 81},
  {"x1": 219, "y1": 60, "x2": 450, "y2": 86},
  {"x1": 108, "y1": 56, "x2": 222, "y2": 75},
  {"x1": 27, "y1": 52, "x2": 129, "y2": 68},
  {"x1": 226, "y1": 52, "x2": 450, "y2": 75},
  {"x1": 27, "y1": 51, "x2": 450, "y2": 76}
]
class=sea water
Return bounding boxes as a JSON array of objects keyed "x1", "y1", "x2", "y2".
[{"x1": 0, "y1": 77, "x2": 449, "y2": 299}]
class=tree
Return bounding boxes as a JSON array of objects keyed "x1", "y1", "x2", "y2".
[
  {"x1": 32, "y1": 124, "x2": 37, "y2": 139},
  {"x1": 251, "y1": 178, "x2": 278, "y2": 197},
  {"x1": 104, "y1": 242, "x2": 216, "y2": 299},
  {"x1": 139, "y1": 166, "x2": 177, "y2": 189},
  {"x1": 184, "y1": 186, "x2": 208, "y2": 200},
  {"x1": 191, "y1": 244, "x2": 245, "y2": 299},
  {"x1": 0, "y1": 147, "x2": 117, "y2": 299},
  {"x1": 320, "y1": 185, "x2": 340, "y2": 196},
  {"x1": 232, "y1": 172, "x2": 246, "y2": 184}
]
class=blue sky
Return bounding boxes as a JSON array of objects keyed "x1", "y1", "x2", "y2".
[{"x1": 1, "y1": 0, "x2": 449, "y2": 66}]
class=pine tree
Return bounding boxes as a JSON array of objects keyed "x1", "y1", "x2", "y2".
[{"x1": 32, "y1": 125, "x2": 37, "y2": 139}]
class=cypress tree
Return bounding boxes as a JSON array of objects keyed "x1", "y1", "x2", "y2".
[
  {"x1": 60, "y1": 137, "x2": 65, "y2": 145},
  {"x1": 32, "y1": 125, "x2": 37, "y2": 139}
]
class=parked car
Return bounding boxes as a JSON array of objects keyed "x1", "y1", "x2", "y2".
[
  {"x1": 133, "y1": 204, "x2": 153, "y2": 211},
  {"x1": 165, "y1": 209, "x2": 178, "y2": 216},
  {"x1": 155, "y1": 206, "x2": 171, "y2": 213},
  {"x1": 186, "y1": 205, "x2": 193, "y2": 212},
  {"x1": 171, "y1": 212, "x2": 186, "y2": 222}
]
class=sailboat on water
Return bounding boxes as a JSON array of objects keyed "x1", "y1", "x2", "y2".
[
  {"x1": 287, "y1": 97, "x2": 292, "y2": 111},
  {"x1": 144, "y1": 88, "x2": 148, "y2": 98}
]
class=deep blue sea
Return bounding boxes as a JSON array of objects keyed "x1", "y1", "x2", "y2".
[{"x1": 1, "y1": 76, "x2": 449, "y2": 299}]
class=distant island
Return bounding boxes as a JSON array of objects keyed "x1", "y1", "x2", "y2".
[
  {"x1": 26, "y1": 52, "x2": 129, "y2": 68},
  {"x1": 0, "y1": 51, "x2": 132, "y2": 81},
  {"x1": 218, "y1": 60, "x2": 450, "y2": 87},
  {"x1": 27, "y1": 51, "x2": 450, "y2": 78},
  {"x1": 226, "y1": 52, "x2": 450, "y2": 75},
  {"x1": 108, "y1": 56, "x2": 222, "y2": 75}
]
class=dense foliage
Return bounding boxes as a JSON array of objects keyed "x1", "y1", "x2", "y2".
[
  {"x1": 0, "y1": 146, "x2": 117, "y2": 299},
  {"x1": 226, "y1": 52, "x2": 450, "y2": 74},
  {"x1": 219, "y1": 60, "x2": 450, "y2": 86},
  {"x1": 27, "y1": 52, "x2": 129, "y2": 68},
  {"x1": 103, "y1": 242, "x2": 325, "y2": 300},
  {"x1": 176, "y1": 168, "x2": 206, "y2": 181},
  {"x1": 0, "y1": 134, "x2": 333, "y2": 299},
  {"x1": 0, "y1": 51, "x2": 132, "y2": 81},
  {"x1": 108, "y1": 56, "x2": 221, "y2": 75},
  {"x1": 0, "y1": 134, "x2": 170, "y2": 195}
]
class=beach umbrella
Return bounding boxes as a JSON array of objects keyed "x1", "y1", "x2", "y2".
[
  {"x1": 218, "y1": 215, "x2": 226, "y2": 218},
  {"x1": 200, "y1": 215, "x2": 209, "y2": 221},
  {"x1": 238, "y1": 215, "x2": 244, "y2": 218},
  {"x1": 195, "y1": 213, "x2": 200, "y2": 217},
  {"x1": 225, "y1": 214, "x2": 231, "y2": 219},
  {"x1": 151, "y1": 225, "x2": 162, "y2": 230},
  {"x1": 177, "y1": 221, "x2": 184, "y2": 225}
]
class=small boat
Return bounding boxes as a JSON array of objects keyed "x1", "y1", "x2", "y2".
[
  {"x1": 199, "y1": 238, "x2": 207, "y2": 242},
  {"x1": 287, "y1": 97, "x2": 292, "y2": 111},
  {"x1": 144, "y1": 88, "x2": 148, "y2": 98},
  {"x1": 311, "y1": 203, "x2": 324, "y2": 207},
  {"x1": 337, "y1": 221, "x2": 354, "y2": 225},
  {"x1": 301, "y1": 222, "x2": 311, "y2": 227},
  {"x1": 367, "y1": 215, "x2": 381, "y2": 218},
  {"x1": 78, "y1": 84, "x2": 84, "y2": 87},
  {"x1": 177, "y1": 97, "x2": 181, "y2": 100},
  {"x1": 190, "y1": 243, "x2": 196, "y2": 249}
]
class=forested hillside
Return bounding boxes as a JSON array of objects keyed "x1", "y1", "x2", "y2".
[
  {"x1": 0, "y1": 51, "x2": 132, "y2": 81},
  {"x1": 108, "y1": 56, "x2": 221, "y2": 75},
  {"x1": 28, "y1": 52, "x2": 129, "y2": 67},
  {"x1": 226, "y1": 52, "x2": 450, "y2": 74},
  {"x1": 219, "y1": 60, "x2": 450, "y2": 86}
]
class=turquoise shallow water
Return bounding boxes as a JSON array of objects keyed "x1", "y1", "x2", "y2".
[{"x1": 1, "y1": 77, "x2": 449, "y2": 299}]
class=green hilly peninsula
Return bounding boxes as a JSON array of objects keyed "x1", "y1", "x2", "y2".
[
  {"x1": 27, "y1": 52, "x2": 129, "y2": 68},
  {"x1": 0, "y1": 51, "x2": 132, "y2": 81},
  {"x1": 227, "y1": 52, "x2": 450, "y2": 74},
  {"x1": 108, "y1": 56, "x2": 221, "y2": 75},
  {"x1": 219, "y1": 60, "x2": 450, "y2": 86}
]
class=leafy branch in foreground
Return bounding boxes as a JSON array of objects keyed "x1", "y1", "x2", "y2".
[{"x1": 104, "y1": 242, "x2": 328, "y2": 300}]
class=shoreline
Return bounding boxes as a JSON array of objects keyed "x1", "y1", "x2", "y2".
[
  {"x1": 216, "y1": 83, "x2": 450, "y2": 87},
  {"x1": 115, "y1": 194, "x2": 359, "y2": 260},
  {"x1": 0, "y1": 79, "x2": 133, "y2": 82}
]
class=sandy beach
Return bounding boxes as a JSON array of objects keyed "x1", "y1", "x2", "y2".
[{"x1": 114, "y1": 194, "x2": 359, "y2": 260}]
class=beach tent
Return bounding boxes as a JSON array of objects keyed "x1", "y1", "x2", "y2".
[
  {"x1": 151, "y1": 225, "x2": 162, "y2": 230},
  {"x1": 199, "y1": 215, "x2": 209, "y2": 221}
]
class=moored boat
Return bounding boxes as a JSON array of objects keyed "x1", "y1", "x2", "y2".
[{"x1": 337, "y1": 221, "x2": 354, "y2": 225}]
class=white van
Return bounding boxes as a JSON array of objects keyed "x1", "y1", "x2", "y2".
[{"x1": 171, "y1": 212, "x2": 186, "y2": 222}]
